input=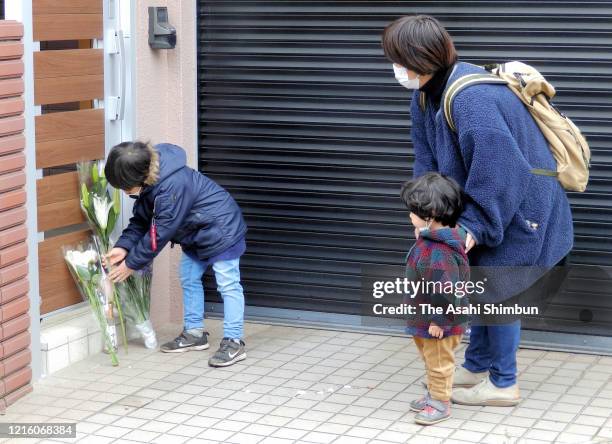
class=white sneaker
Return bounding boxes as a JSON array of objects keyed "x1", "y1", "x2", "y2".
[
  {"x1": 453, "y1": 366, "x2": 488, "y2": 388},
  {"x1": 451, "y1": 377, "x2": 520, "y2": 406}
]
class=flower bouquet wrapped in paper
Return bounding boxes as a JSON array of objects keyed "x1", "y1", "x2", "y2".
[
  {"x1": 118, "y1": 264, "x2": 158, "y2": 349},
  {"x1": 64, "y1": 243, "x2": 120, "y2": 366}
]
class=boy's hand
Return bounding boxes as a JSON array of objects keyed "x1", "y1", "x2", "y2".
[
  {"x1": 428, "y1": 323, "x2": 444, "y2": 339},
  {"x1": 104, "y1": 247, "x2": 127, "y2": 268},
  {"x1": 109, "y1": 261, "x2": 134, "y2": 283}
]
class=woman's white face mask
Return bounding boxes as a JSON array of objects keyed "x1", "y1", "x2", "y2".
[{"x1": 393, "y1": 64, "x2": 420, "y2": 90}]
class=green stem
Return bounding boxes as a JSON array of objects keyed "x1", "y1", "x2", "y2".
[
  {"x1": 113, "y1": 288, "x2": 129, "y2": 353},
  {"x1": 86, "y1": 285, "x2": 119, "y2": 366}
]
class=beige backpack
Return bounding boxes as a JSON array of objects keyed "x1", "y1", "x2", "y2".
[{"x1": 440, "y1": 61, "x2": 591, "y2": 192}]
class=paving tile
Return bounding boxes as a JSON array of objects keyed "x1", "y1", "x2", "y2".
[
  {"x1": 300, "y1": 431, "x2": 338, "y2": 444},
  {"x1": 502, "y1": 415, "x2": 536, "y2": 428},
  {"x1": 533, "y1": 419, "x2": 569, "y2": 432},
  {"x1": 120, "y1": 429, "x2": 161, "y2": 442},
  {"x1": 225, "y1": 432, "x2": 264, "y2": 444},
  {"x1": 573, "y1": 414, "x2": 607, "y2": 427},
  {"x1": 284, "y1": 418, "x2": 321, "y2": 431},
  {"x1": 446, "y1": 429, "x2": 486, "y2": 442},
  {"x1": 113, "y1": 416, "x2": 148, "y2": 429},
  {"x1": 270, "y1": 427, "x2": 308, "y2": 440},
  {"x1": 151, "y1": 434, "x2": 190, "y2": 444},
  {"x1": 564, "y1": 423, "x2": 600, "y2": 436},
  {"x1": 86, "y1": 413, "x2": 121, "y2": 425},
  {"x1": 140, "y1": 420, "x2": 177, "y2": 433},
  {"x1": 259, "y1": 438, "x2": 293, "y2": 444},
  {"x1": 523, "y1": 428, "x2": 559, "y2": 442},
  {"x1": 95, "y1": 425, "x2": 132, "y2": 438},
  {"x1": 418, "y1": 425, "x2": 454, "y2": 439},
  {"x1": 313, "y1": 422, "x2": 351, "y2": 435},
  {"x1": 127, "y1": 408, "x2": 164, "y2": 420},
  {"x1": 197, "y1": 428, "x2": 235, "y2": 441},
  {"x1": 331, "y1": 436, "x2": 368, "y2": 444}
]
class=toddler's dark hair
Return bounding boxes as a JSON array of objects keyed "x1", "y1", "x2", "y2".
[
  {"x1": 400, "y1": 172, "x2": 463, "y2": 227},
  {"x1": 105, "y1": 141, "x2": 159, "y2": 190}
]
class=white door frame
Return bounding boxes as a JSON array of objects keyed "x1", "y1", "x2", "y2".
[{"x1": 105, "y1": 0, "x2": 137, "y2": 232}]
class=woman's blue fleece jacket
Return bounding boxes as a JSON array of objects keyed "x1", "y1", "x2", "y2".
[
  {"x1": 410, "y1": 62, "x2": 573, "y2": 294},
  {"x1": 115, "y1": 144, "x2": 247, "y2": 270}
]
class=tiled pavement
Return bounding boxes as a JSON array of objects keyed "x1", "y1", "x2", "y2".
[{"x1": 3, "y1": 319, "x2": 612, "y2": 444}]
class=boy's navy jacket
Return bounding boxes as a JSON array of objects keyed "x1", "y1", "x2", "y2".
[
  {"x1": 405, "y1": 227, "x2": 470, "y2": 339},
  {"x1": 411, "y1": 62, "x2": 574, "y2": 298},
  {"x1": 115, "y1": 143, "x2": 247, "y2": 271}
]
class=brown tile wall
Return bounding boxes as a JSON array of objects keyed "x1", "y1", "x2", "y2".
[{"x1": 0, "y1": 20, "x2": 32, "y2": 410}]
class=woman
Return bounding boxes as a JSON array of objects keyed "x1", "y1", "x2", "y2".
[{"x1": 382, "y1": 15, "x2": 573, "y2": 408}]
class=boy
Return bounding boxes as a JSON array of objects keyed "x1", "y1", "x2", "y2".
[
  {"x1": 105, "y1": 141, "x2": 248, "y2": 367},
  {"x1": 400, "y1": 172, "x2": 470, "y2": 425}
]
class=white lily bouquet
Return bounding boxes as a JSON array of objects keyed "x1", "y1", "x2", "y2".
[
  {"x1": 77, "y1": 161, "x2": 121, "y2": 252},
  {"x1": 63, "y1": 244, "x2": 120, "y2": 366},
  {"x1": 118, "y1": 264, "x2": 158, "y2": 349},
  {"x1": 78, "y1": 161, "x2": 128, "y2": 354},
  {"x1": 77, "y1": 160, "x2": 158, "y2": 351}
]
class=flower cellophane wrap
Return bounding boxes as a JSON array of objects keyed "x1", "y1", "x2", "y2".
[
  {"x1": 77, "y1": 161, "x2": 128, "y2": 351},
  {"x1": 117, "y1": 263, "x2": 158, "y2": 349},
  {"x1": 63, "y1": 242, "x2": 120, "y2": 366}
]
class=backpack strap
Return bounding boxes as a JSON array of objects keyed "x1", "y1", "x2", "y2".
[
  {"x1": 443, "y1": 74, "x2": 507, "y2": 132},
  {"x1": 443, "y1": 73, "x2": 559, "y2": 179}
]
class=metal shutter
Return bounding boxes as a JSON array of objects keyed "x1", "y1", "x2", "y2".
[{"x1": 197, "y1": 1, "x2": 612, "y2": 336}]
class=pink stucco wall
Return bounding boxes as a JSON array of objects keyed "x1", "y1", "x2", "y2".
[{"x1": 133, "y1": 1, "x2": 197, "y2": 326}]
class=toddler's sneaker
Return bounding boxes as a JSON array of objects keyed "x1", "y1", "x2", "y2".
[
  {"x1": 208, "y1": 338, "x2": 246, "y2": 367},
  {"x1": 414, "y1": 398, "x2": 451, "y2": 425},
  {"x1": 409, "y1": 392, "x2": 430, "y2": 412},
  {"x1": 160, "y1": 330, "x2": 209, "y2": 353}
]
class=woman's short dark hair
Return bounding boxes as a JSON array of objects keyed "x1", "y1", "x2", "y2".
[
  {"x1": 105, "y1": 141, "x2": 159, "y2": 190},
  {"x1": 381, "y1": 15, "x2": 457, "y2": 75},
  {"x1": 400, "y1": 172, "x2": 464, "y2": 227}
]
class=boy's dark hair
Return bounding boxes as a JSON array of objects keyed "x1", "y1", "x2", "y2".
[
  {"x1": 105, "y1": 141, "x2": 159, "y2": 190},
  {"x1": 400, "y1": 173, "x2": 463, "y2": 227},
  {"x1": 381, "y1": 15, "x2": 457, "y2": 75}
]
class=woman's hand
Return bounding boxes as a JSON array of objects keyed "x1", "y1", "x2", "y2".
[
  {"x1": 104, "y1": 247, "x2": 127, "y2": 268},
  {"x1": 465, "y1": 233, "x2": 476, "y2": 253},
  {"x1": 109, "y1": 261, "x2": 134, "y2": 283},
  {"x1": 428, "y1": 323, "x2": 444, "y2": 339}
]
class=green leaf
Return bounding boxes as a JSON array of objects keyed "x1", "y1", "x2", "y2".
[
  {"x1": 106, "y1": 208, "x2": 118, "y2": 236},
  {"x1": 113, "y1": 188, "x2": 120, "y2": 213},
  {"x1": 91, "y1": 162, "x2": 99, "y2": 184},
  {"x1": 81, "y1": 183, "x2": 90, "y2": 209}
]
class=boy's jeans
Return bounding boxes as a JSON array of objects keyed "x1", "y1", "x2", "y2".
[
  {"x1": 462, "y1": 321, "x2": 521, "y2": 388},
  {"x1": 180, "y1": 252, "x2": 244, "y2": 339}
]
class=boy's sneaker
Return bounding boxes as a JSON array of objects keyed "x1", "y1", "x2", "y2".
[
  {"x1": 410, "y1": 392, "x2": 430, "y2": 412},
  {"x1": 160, "y1": 330, "x2": 209, "y2": 353},
  {"x1": 208, "y1": 338, "x2": 246, "y2": 367},
  {"x1": 414, "y1": 398, "x2": 451, "y2": 425}
]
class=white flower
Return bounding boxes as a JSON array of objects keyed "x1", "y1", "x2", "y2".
[
  {"x1": 65, "y1": 249, "x2": 98, "y2": 269},
  {"x1": 93, "y1": 196, "x2": 112, "y2": 230}
]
